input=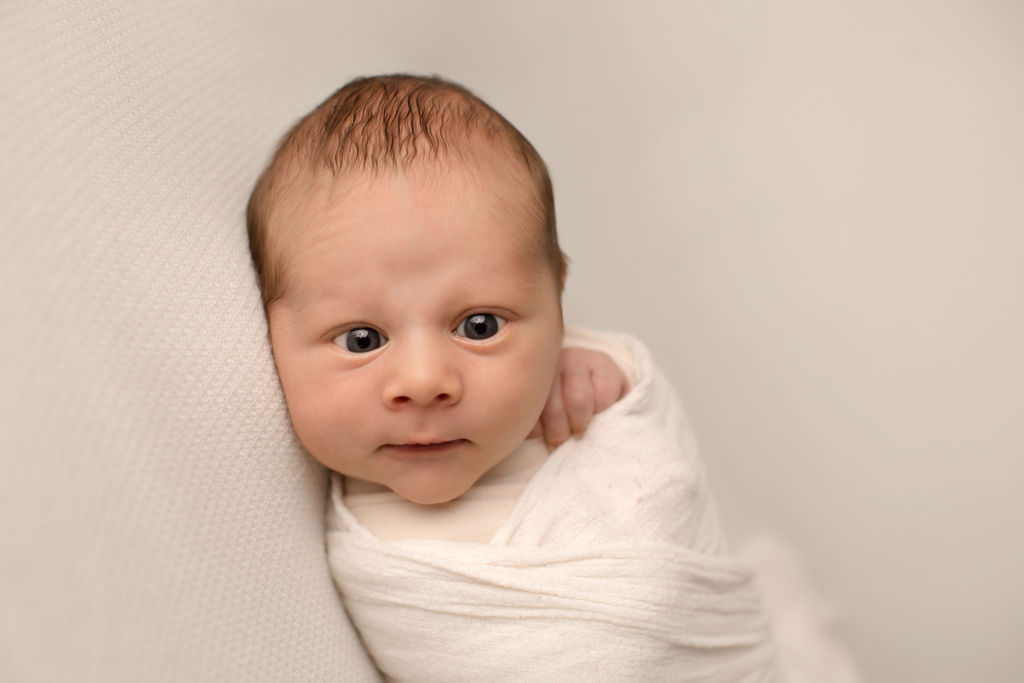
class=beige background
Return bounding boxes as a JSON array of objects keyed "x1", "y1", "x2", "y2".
[{"x1": 2, "y1": 1, "x2": 1021, "y2": 681}]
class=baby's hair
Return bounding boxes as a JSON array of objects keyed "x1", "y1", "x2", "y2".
[{"x1": 247, "y1": 74, "x2": 566, "y2": 308}]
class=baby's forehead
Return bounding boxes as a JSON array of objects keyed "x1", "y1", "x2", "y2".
[
  {"x1": 277, "y1": 148, "x2": 534, "y2": 225},
  {"x1": 268, "y1": 155, "x2": 543, "y2": 268}
]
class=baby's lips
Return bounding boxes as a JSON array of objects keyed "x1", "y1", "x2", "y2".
[{"x1": 383, "y1": 438, "x2": 470, "y2": 454}]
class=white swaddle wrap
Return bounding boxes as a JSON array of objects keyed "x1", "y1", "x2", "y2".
[{"x1": 327, "y1": 333, "x2": 778, "y2": 681}]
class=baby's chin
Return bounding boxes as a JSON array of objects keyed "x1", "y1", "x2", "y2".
[
  {"x1": 391, "y1": 480, "x2": 472, "y2": 506},
  {"x1": 383, "y1": 467, "x2": 484, "y2": 505}
]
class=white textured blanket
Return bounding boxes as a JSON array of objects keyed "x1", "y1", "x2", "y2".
[{"x1": 327, "y1": 333, "x2": 778, "y2": 681}]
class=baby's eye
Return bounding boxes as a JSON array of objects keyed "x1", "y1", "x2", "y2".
[
  {"x1": 455, "y1": 313, "x2": 506, "y2": 341},
  {"x1": 334, "y1": 327, "x2": 387, "y2": 353}
]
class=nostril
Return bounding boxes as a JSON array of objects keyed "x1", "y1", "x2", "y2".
[{"x1": 385, "y1": 388, "x2": 458, "y2": 407}]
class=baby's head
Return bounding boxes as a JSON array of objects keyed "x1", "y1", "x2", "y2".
[{"x1": 247, "y1": 74, "x2": 567, "y2": 504}]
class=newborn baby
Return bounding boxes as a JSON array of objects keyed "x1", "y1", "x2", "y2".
[{"x1": 247, "y1": 73, "x2": 777, "y2": 681}]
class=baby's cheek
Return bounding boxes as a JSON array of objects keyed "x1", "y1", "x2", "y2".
[
  {"x1": 285, "y1": 400, "x2": 327, "y2": 456},
  {"x1": 283, "y1": 380, "x2": 343, "y2": 453},
  {"x1": 490, "y1": 365, "x2": 551, "y2": 430}
]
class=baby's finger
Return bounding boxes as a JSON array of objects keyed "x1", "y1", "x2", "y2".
[
  {"x1": 589, "y1": 356, "x2": 629, "y2": 413},
  {"x1": 539, "y1": 371, "x2": 571, "y2": 448},
  {"x1": 559, "y1": 353, "x2": 596, "y2": 437}
]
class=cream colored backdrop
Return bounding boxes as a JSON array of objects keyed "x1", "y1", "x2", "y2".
[{"x1": 2, "y1": 1, "x2": 1020, "y2": 682}]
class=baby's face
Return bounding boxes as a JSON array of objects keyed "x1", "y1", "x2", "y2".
[{"x1": 266, "y1": 161, "x2": 563, "y2": 504}]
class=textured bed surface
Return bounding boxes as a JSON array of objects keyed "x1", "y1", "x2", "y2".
[{"x1": 0, "y1": 2, "x2": 378, "y2": 679}]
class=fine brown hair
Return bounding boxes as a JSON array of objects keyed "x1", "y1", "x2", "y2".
[{"x1": 246, "y1": 74, "x2": 566, "y2": 308}]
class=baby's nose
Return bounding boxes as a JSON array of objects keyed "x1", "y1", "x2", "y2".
[{"x1": 382, "y1": 340, "x2": 462, "y2": 408}]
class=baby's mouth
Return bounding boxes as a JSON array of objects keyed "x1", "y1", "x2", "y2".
[{"x1": 384, "y1": 439, "x2": 468, "y2": 455}]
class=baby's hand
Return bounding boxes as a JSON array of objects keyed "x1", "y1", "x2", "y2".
[{"x1": 530, "y1": 348, "x2": 629, "y2": 449}]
